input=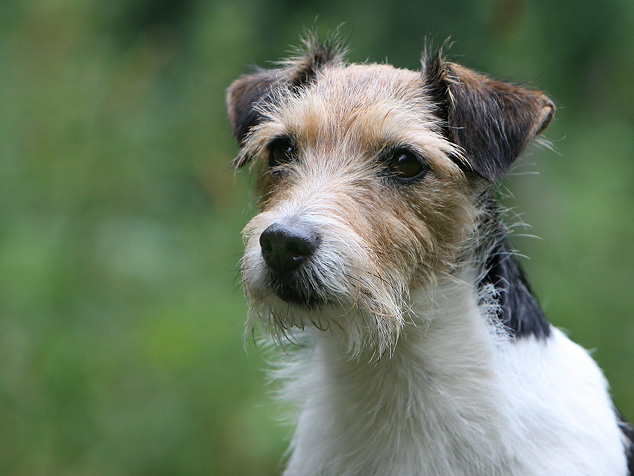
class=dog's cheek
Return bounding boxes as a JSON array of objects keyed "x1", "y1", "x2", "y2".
[
  {"x1": 354, "y1": 195, "x2": 431, "y2": 287},
  {"x1": 376, "y1": 181, "x2": 476, "y2": 279}
]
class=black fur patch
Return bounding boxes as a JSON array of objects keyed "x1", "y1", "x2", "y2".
[
  {"x1": 226, "y1": 68, "x2": 283, "y2": 146},
  {"x1": 421, "y1": 45, "x2": 450, "y2": 136},
  {"x1": 423, "y1": 53, "x2": 555, "y2": 182},
  {"x1": 476, "y1": 200, "x2": 551, "y2": 340},
  {"x1": 288, "y1": 36, "x2": 344, "y2": 89},
  {"x1": 482, "y1": 238, "x2": 551, "y2": 340},
  {"x1": 619, "y1": 417, "x2": 634, "y2": 474}
]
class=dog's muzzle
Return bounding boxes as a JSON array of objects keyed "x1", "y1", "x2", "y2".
[{"x1": 259, "y1": 222, "x2": 323, "y2": 306}]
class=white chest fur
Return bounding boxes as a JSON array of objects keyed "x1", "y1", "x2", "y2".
[{"x1": 281, "y1": 283, "x2": 628, "y2": 476}]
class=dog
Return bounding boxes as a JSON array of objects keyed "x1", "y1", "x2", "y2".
[{"x1": 226, "y1": 35, "x2": 634, "y2": 475}]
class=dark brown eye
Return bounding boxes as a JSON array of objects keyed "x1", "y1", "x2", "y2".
[
  {"x1": 386, "y1": 150, "x2": 426, "y2": 181},
  {"x1": 268, "y1": 138, "x2": 296, "y2": 168}
]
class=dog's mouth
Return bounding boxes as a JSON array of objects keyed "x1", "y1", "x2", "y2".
[{"x1": 266, "y1": 269, "x2": 328, "y2": 308}]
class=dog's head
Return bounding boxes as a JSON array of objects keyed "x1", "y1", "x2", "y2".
[{"x1": 227, "y1": 36, "x2": 554, "y2": 356}]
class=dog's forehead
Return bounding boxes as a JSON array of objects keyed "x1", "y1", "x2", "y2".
[
  {"x1": 270, "y1": 64, "x2": 440, "y2": 151},
  {"x1": 314, "y1": 64, "x2": 423, "y2": 103}
]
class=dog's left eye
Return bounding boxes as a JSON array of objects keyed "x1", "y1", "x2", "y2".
[{"x1": 386, "y1": 150, "x2": 427, "y2": 181}]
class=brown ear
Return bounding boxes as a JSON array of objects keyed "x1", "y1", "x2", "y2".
[
  {"x1": 424, "y1": 55, "x2": 555, "y2": 182},
  {"x1": 226, "y1": 69, "x2": 283, "y2": 147},
  {"x1": 226, "y1": 35, "x2": 346, "y2": 161}
]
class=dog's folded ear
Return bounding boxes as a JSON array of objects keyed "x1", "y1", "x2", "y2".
[
  {"x1": 424, "y1": 55, "x2": 555, "y2": 182},
  {"x1": 226, "y1": 68, "x2": 283, "y2": 149},
  {"x1": 226, "y1": 36, "x2": 345, "y2": 164}
]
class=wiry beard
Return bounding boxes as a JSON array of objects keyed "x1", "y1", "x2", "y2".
[{"x1": 240, "y1": 212, "x2": 412, "y2": 359}]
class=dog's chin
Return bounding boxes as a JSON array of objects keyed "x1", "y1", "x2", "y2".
[{"x1": 248, "y1": 271, "x2": 405, "y2": 358}]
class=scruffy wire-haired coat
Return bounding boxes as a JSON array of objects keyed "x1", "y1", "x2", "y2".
[{"x1": 226, "y1": 35, "x2": 634, "y2": 475}]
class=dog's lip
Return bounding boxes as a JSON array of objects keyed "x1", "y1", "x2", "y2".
[
  {"x1": 266, "y1": 270, "x2": 327, "y2": 308},
  {"x1": 270, "y1": 280, "x2": 325, "y2": 308},
  {"x1": 274, "y1": 285, "x2": 321, "y2": 307}
]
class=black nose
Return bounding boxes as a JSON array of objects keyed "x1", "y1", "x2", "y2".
[{"x1": 259, "y1": 223, "x2": 318, "y2": 272}]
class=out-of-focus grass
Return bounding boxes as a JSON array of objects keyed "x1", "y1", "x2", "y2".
[
  {"x1": 0, "y1": 2, "x2": 288, "y2": 475},
  {"x1": 0, "y1": 1, "x2": 633, "y2": 475}
]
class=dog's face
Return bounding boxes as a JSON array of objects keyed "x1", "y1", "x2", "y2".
[{"x1": 227, "y1": 39, "x2": 554, "y2": 355}]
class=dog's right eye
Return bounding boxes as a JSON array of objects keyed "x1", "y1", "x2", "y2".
[{"x1": 268, "y1": 139, "x2": 296, "y2": 168}]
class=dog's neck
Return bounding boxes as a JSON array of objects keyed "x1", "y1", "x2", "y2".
[
  {"x1": 283, "y1": 274, "x2": 518, "y2": 476},
  {"x1": 474, "y1": 198, "x2": 551, "y2": 340}
]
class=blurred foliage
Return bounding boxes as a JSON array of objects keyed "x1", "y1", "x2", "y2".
[{"x1": 0, "y1": 0, "x2": 633, "y2": 475}]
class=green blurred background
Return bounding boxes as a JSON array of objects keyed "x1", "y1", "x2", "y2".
[{"x1": 1, "y1": 0, "x2": 633, "y2": 474}]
